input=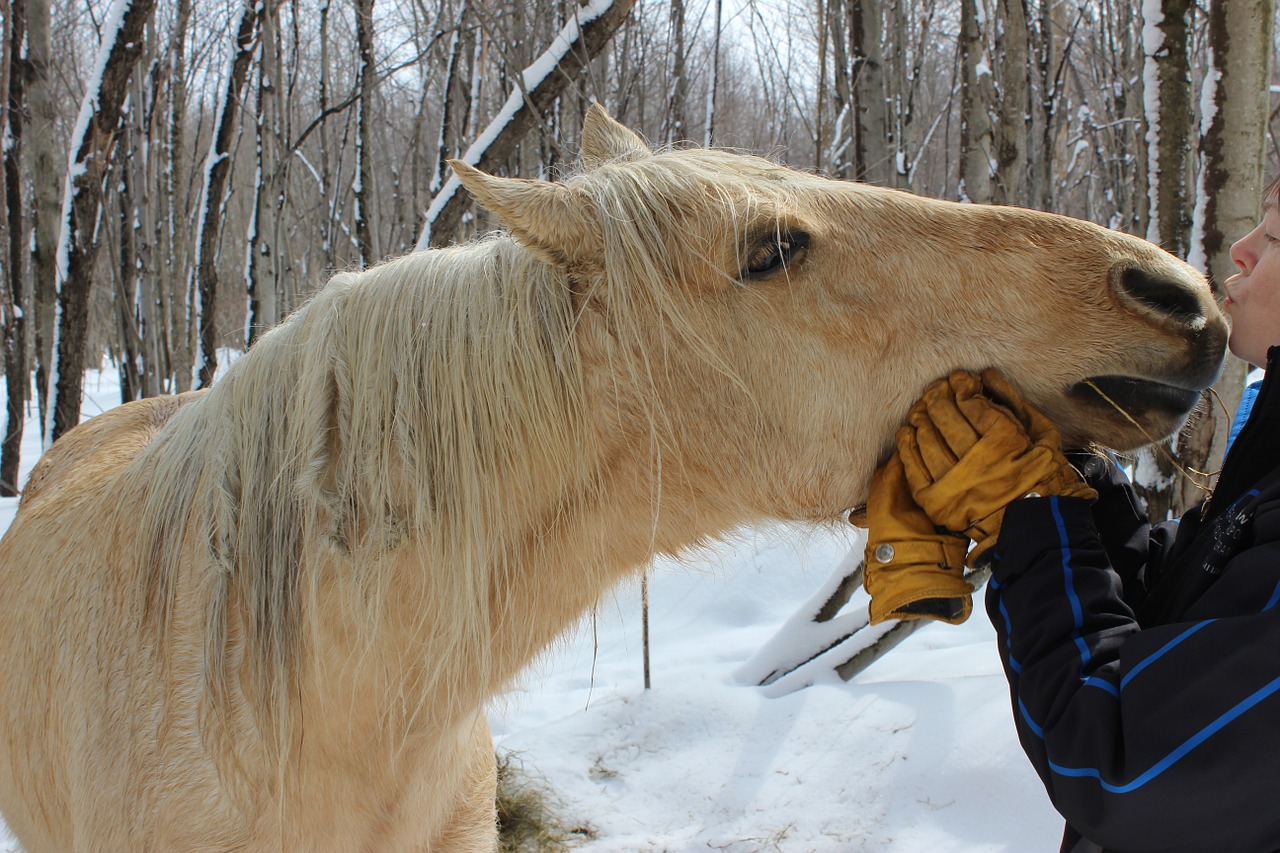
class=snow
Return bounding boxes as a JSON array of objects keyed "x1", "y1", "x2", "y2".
[
  {"x1": 493, "y1": 527, "x2": 1063, "y2": 851},
  {"x1": 1187, "y1": 43, "x2": 1220, "y2": 274},
  {"x1": 0, "y1": 366, "x2": 1064, "y2": 851}
]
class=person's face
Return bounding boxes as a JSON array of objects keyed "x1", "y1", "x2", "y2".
[{"x1": 1224, "y1": 205, "x2": 1280, "y2": 367}]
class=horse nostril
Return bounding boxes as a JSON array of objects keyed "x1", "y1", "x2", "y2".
[{"x1": 1113, "y1": 265, "x2": 1207, "y2": 325}]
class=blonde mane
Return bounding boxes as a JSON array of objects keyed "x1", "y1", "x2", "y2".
[
  {"x1": 129, "y1": 148, "x2": 782, "y2": 758},
  {"x1": 134, "y1": 238, "x2": 592, "y2": 744}
]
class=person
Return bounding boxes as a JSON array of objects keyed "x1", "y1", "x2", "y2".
[{"x1": 863, "y1": 176, "x2": 1280, "y2": 853}]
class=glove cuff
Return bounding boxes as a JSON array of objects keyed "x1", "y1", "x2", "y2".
[{"x1": 868, "y1": 573, "x2": 974, "y2": 625}]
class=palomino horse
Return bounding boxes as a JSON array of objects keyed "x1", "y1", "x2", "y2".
[{"x1": 0, "y1": 106, "x2": 1224, "y2": 851}]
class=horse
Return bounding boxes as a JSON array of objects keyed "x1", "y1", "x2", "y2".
[{"x1": 0, "y1": 105, "x2": 1226, "y2": 851}]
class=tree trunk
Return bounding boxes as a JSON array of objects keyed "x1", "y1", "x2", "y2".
[
  {"x1": 851, "y1": 0, "x2": 891, "y2": 185},
  {"x1": 826, "y1": 0, "x2": 852, "y2": 178},
  {"x1": 1144, "y1": 0, "x2": 1194, "y2": 255},
  {"x1": 115, "y1": 126, "x2": 143, "y2": 405},
  {"x1": 353, "y1": 0, "x2": 376, "y2": 267},
  {"x1": 992, "y1": 0, "x2": 1030, "y2": 205},
  {"x1": 48, "y1": 0, "x2": 159, "y2": 444},
  {"x1": 665, "y1": 0, "x2": 688, "y2": 144},
  {"x1": 959, "y1": 0, "x2": 994, "y2": 203},
  {"x1": 704, "y1": 0, "x2": 722, "y2": 146},
  {"x1": 246, "y1": 0, "x2": 283, "y2": 347},
  {"x1": 1030, "y1": 0, "x2": 1056, "y2": 210},
  {"x1": 193, "y1": 0, "x2": 259, "y2": 390},
  {"x1": 815, "y1": 0, "x2": 827, "y2": 173},
  {"x1": 27, "y1": 0, "x2": 54, "y2": 422},
  {"x1": 160, "y1": 0, "x2": 193, "y2": 393},
  {"x1": 1132, "y1": 0, "x2": 1195, "y2": 521},
  {"x1": 0, "y1": 0, "x2": 29, "y2": 495},
  {"x1": 1178, "y1": 0, "x2": 1275, "y2": 515}
]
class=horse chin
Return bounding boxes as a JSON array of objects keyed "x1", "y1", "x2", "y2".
[{"x1": 1052, "y1": 376, "x2": 1205, "y2": 452}]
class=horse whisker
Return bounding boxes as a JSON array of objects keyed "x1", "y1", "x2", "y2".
[{"x1": 1082, "y1": 380, "x2": 1214, "y2": 496}]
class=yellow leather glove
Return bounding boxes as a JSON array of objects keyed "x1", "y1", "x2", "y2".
[
  {"x1": 862, "y1": 453, "x2": 973, "y2": 625},
  {"x1": 897, "y1": 369, "x2": 1097, "y2": 567}
]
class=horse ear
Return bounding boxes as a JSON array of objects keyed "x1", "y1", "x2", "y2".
[
  {"x1": 450, "y1": 160, "x2": 601, "y2": 264},
  {"x1": 580, "y1": 102, "x2": 651, "y2": 167}
]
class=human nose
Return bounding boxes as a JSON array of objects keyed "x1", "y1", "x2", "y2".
[{"x1": 1230, "y1": 223, "x2": 1263, "y2": 275}]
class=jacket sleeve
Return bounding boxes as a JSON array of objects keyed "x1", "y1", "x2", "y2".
[
  {"x1": 986, "y1": 495, "x2": 1280, "y2": 853},
  {"x1": 1064, "y1": 451, "x2": 1177, "y2": 608}
]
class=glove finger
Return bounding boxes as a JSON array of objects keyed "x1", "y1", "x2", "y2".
[
  {"x1": 947, "y1": 370, "x2": 985, "y2": 402},
  {"x1": 956, "y1": 393, "x2": 1025, "y2": 437},
  {"x1": 868, "y1": 451, "x2": 938, "y2": 529},
  {"x1": 897, "y1": 425, "x2": 943, "y2": 499},
  {"x1": 911, "y1": 418, "x2": 960, "y2": 481},
  {"x1": 913, "y1": 378, "x2": 981, "y2": 457},
  {"x1": 979, "y1": 368, "x2": 1037, "y2": 430},
  {"x1": 980, "y1": 368, "x2": 1062, "y2": 445}
]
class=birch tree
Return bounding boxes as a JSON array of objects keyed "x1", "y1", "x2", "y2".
[
  {"x1": 47, "y1": 0, "x2": 158, "y2": 444},
  {"x1": 192, "y1": 0, "x2": 259, "y2": 390}
]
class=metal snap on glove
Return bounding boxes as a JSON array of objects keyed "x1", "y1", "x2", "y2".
[{"x1": 861, "y1": 453, "x2": 973, "y2": 625}]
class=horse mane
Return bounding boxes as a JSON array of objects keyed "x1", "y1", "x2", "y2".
[{"x1": 128, "y1": 146, "x2": 776, "y2": 756}]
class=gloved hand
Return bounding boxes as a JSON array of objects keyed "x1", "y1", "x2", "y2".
[
  {"x1": 861, "y1": 453, "x2": 973, "y2": 624},
  {"x1": 897, "y1": 369, "x2": 1097, "y2": 567}
]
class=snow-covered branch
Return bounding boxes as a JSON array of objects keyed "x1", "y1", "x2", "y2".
[{"x1": 415, "y1": 0, "x2": 637, "y2": 250}]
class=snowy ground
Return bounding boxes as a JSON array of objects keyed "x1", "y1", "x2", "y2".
[{"x1": 0, "y1": 368, "x2": 1065, "y2": 851}]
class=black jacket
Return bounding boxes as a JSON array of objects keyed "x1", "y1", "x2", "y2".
[{"x1": 986, "y1": 347, "x2": 1280, "y2": 853}]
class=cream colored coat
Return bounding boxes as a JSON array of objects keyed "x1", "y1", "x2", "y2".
[{"x1": 0, "y1": 107, "x2": 1226, "y2": 851}]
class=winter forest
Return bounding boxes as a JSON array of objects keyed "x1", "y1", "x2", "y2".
[{"x1": 0, "y1": 0, "x2": 1276, "y2": 513}]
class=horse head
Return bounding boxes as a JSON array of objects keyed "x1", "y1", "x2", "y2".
[{"x1": 452, "y1": 105, "x2": 1226, "y2": 520}]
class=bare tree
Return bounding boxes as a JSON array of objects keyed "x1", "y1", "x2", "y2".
[
  {"x1": 27, "y1": 0, "x2": 54, "y2": 422},
  {"x1": 1132, "y1": 0, "x2": 1195, "y2": 521},
  {"x1": 245, "y1": 0, "x2": 284, "y2": 346},
  {"x1": 352, "y1": 0, "x2": 376, "y2": 266},
  {"x1": 664, "y1": 0, "x2": 689, "y2": 143},
  {"x1": 1143, "y1": 0, "x2": 1194, "y2": 256},
  {"x1": 418, "y1": 0, "x2": 639, "y2": 249},
  {"x1": 852, "y1": 0, "x2": 891, "y2": 184},
  {"x1": 47, "y1": 0, "x2": 159, "y2": 444},
  {"x1": 959, "y1": 0, "x2": 994, "y2": 203},
  {"x1": 992, "y1": 0, "x2": 1030, "y2": 205},
  {"x1": 705, "y1": 0, "x2": 723, "y2": 146},
  {"x1": 192, "y1": 0, "x2": 259, "y2": 390},
  {"x1": 0, "y1": 0, "x2": 28, "y2": 495}
]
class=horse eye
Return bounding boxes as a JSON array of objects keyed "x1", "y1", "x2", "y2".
[{"x1": 742, "y1": 231, "x2": 809, "y2": 280}]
